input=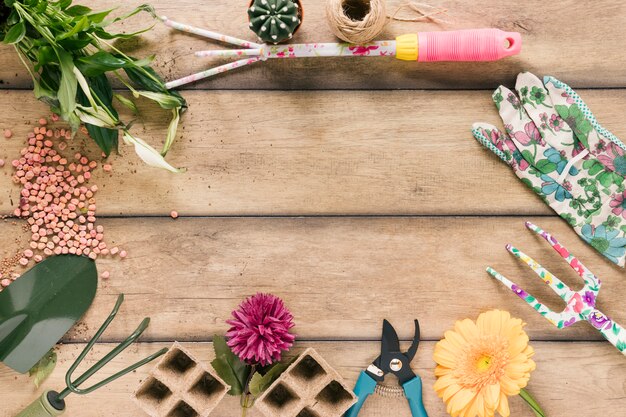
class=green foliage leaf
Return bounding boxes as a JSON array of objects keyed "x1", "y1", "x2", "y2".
[
  {"x1": 28, "y1": 349, "x2": 57, "y2": 388},
  {"x1": 36, "y1": 45, "x2": 57, "y2": 67},
  {"x1": 57, "y1": 15, "x2": 89, "y2": 40},
  {"x1": 87, "y1": 9, "x2": 115, "y2": 24},
  {"x1": 58, "y1": 0, "x2": 73, "y2": 10},
  {"x1": 55, "y1": 48, "x2": 77, "y2": 120},
  {"x1": 114, "y1": 93, "x2": 138, "y2": 113},
  {"x1": 4, "y1": 20, "x2": 26, "y2": 44},
  {"x1": 94, "y1": 24, "x2": 154, "y2": 40},
  {"x1": 249, "y1": 362, "x2": 291, "y2": 397},
  {"x1": 124, "y1": 65, "x2": 168, "y2": 93},
  {"x1": 211, "y1": 335, "x2": 250, "y2": 396},
  {"x1": 65, "y1": 5, "x2": 91, "y2": 16},
  {"x1": 76, "y1": 51, "x2": 129, "y2": 77},
  {"x1": 77, "y1": 74, "x2": 119, "y2": 156}
]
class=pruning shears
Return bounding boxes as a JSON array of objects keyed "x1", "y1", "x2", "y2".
[{"x1": 345, "y1": 319, "x2": 428, "y2": 417}]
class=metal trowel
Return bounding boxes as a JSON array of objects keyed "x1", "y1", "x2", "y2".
[{"x1": 0, "y1": 255, "x2": 97, "y2": 373}]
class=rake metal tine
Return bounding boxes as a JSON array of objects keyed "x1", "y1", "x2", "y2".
[
  {"x1": 195, "y1": 49, "x2": 263, "y2": 58},
  {"x1": 487, "y1": 267, "x2": 565, "y2": 327},
  {"x1": 525, "y1": 222, "x2": 601, "y2": 292},
  {"x1": 165, "y1": 56, "x2": 262, "y2": 89},
  {"x1": 55, "y1": 295, "x2": 167, "y2": 401},
  {"x1": 160, "y1": 16, "x2": 262, "y2": 49},
  {"x1": 505, "y1": 243, "x2": 574, "y2": 302}
]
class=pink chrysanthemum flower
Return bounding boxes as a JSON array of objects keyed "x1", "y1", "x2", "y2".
[{"x1": 226, "y1": 293, "x2": 295, "y2": 366}]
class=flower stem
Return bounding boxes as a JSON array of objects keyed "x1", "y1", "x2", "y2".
[
  {"x1": 239, "y1": 365, "x2": 257, "y2": 416},
  {"x1": 519, "y1": 388, "x2": 547, "y2": 417}
]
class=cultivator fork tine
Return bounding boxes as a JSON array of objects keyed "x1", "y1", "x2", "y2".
[
  {"x1": 505, "y1": 244, "x2": 574, "y2": 302},
  {"x1": 486, "y1": 267, "x2": 566, "y2": 327},
  {"x1": 525, "y1": 222, "x2": 602, "y2": 292}
]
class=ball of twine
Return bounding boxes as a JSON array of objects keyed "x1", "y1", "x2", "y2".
[{"x1": 325, "y1": 0, "x2": 388, "y2": 44}]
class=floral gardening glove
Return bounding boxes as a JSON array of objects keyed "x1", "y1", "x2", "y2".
[{"x1": 473, "y1": 72, "x2": 626, "y2": 267}]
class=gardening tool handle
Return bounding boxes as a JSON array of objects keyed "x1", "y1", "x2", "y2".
[
  {"x1": 397, "y1": 29, "x2": 521, "y2": 62},
  {"x1": 589, "y1": 311, "x2": 626, "y2": 356},
  {"x1": 344, "y1": 371, "x2": 377, "y2": 417},
  {"x1": 403, "y1": 376, "x2": 428, "y2": 417},
  {"x1": 15, "y1": 391, "x2": 65, "y2": 417}
]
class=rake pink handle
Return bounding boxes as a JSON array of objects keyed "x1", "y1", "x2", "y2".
[{"x1": 417, "y1": 29, "x2": 521, "y2": 62}]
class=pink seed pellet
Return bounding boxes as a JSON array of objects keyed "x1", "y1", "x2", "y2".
[
  {"x1": 1, "y1": 118, "x2": 125, "y2": 291},
  {"x1": 103, "y1": 164, "x2": 112, "y2": 172},
  {"x1": 0, "y1": 159, "x2": 4, "y2": 167},
  {"x1": 101, "y1": 271, "x2": 110, "y2": 279},
  {"x1": 1, "y1": 279, "x2": 11, "y2": 287},
  {"x1": 170, "y1": 210, "x2": 179, "y2": 219},
  {"x1": 4, "y1": 129, "x2": 12, "y2": 139}
]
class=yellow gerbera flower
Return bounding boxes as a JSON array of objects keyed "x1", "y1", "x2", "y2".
[{"x1": 433, "y1": 310, "x2": 536, "y2": 417}]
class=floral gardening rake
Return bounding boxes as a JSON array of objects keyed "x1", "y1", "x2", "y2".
[
  {"x1": 159, "y1": 16, "x2": 522, "y2": 89},
  {"x1": 487, "y1": 222, "x2": 626, "y2": 356}
]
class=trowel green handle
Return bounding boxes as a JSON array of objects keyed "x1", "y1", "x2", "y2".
[{"x1": 15, "y1": 391, "x2": 65, "y2": 417}]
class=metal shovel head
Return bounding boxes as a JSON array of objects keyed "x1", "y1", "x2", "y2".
[{"x1": 0, "y1": 255, "x2": 97, "y2": 373}]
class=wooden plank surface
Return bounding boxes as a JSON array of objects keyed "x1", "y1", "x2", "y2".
[
  {"x1": 2, "y1": 342, "x2": 624, "y2": 417},
  {"x1": 1, "y1": 89, "x2": 625, "y2": 216},
  {"x1": 2, "y1": 216, "x2": 623, "y2": 342},
  {"x1": 1, "y1": 1, "x2": 625, "y2": 90}
]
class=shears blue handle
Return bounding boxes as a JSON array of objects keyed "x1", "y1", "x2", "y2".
[
  {"x1": 344, "y1": 371, "x2": 377, "y2": 417},
  {"x1": 403, "y1": 375, "x2": 428, "y2": 417}
]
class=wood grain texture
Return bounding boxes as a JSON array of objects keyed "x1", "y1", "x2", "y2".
[
  {"x1": 2, "y1": 341, "x2": 624, "y2": 417},
  {"x1": 0, "y1": 1, "x2": 625, "y2": 90},
  {"x1": 2, "y1": 216, "x2": 623, "y2": 342},
  {"x1": 1, "y1": 89, "x2": 625, "y2": 216}
]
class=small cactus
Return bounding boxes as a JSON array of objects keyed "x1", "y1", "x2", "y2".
[{"x1": 248, "y1": 0, "x2": 302, "y2": 44}]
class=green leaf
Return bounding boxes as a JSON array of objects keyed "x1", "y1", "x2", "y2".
[
  {"x1": 535, "y1": 159, "x2": 557, "y2": 174},
  {"x1": 122, "y1": 132, "x2": 184, "y2": 173},
  {"x1": 211, "y1": 335, "x2": 250, "y2": 396},
  {"x1": 55, "y1": 48, "x2": 77, "y2": 120},
  {"x1": 57, "y1": 35, "x2": 92, "y2": 51},
  {"x1": 134, "y1": 90, "x2": 185, "y2": 110},
  {"x1": 98, "y1": 4, "x2": 155, "y2": 27},
  {"x1": 57, "y1": 16, "x2": 89, "y2": 40},
  {"x1": 28, "y1": 349, "x2": 57, "y2": 388},
  {"x1": 94, "y1": 24, "x2": 155, "y2": 40},
  {"x1": 36, "y1": 45, "x2": 57, "y2": 67},
  {"x1": 114, "y1": 93, "x2": 138, "y2": 113},
  {"x1": 86, "y1": 8, "x2": 115, "y2": 24},
  {"x1": 65, "y1": 5, "x2": 92, "y2": 16},
  {"x1": 4, "y1": 21, "x2": 26, "y2": 44},
  {"x1": 76, "y1": 51, "x2": 129, "y2": 77},
  {"x1": 77, "y1": 74, "x2": 119, "y2": 156},
  {"x1": 162, "y1": 107, "x2": 180, "y2": 156},
  {"x1": 249, "y1": 362, "x2": 291, "y2": 397},
  {"x1": 124, "y1": 65, "x2": 168, "y2": 93},
  {"x1": 57, "y1": 0, "x2": 73, "y2": 9}
]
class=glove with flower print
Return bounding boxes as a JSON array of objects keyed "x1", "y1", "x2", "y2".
[{"x1": 473, "y1": 72, "x2": 626, "y2": 267}]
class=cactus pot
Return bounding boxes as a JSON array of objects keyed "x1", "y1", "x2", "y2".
[{"x1": 247, "y1": 0, "x2": 304, "y2": 44}]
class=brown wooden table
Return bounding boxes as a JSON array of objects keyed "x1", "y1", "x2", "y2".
[{"x1": 1, "y1": 1, "x2": 625, "y2": 416}]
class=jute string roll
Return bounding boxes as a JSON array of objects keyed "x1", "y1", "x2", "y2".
[
  {"x1": 325, "y1": 0, "x2": 388, "y2": 44},
  {"x1": 325, "y1": 0, "x2": 450, "y2": 44}
]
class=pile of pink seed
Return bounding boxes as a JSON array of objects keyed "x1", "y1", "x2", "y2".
[{"x1": 1, "y1": 116, "x2": 125, "y2": 290}]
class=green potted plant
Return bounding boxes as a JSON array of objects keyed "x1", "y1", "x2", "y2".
[{"x1": 247, "y1": 0, "x2": 303, "y2": 44}]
